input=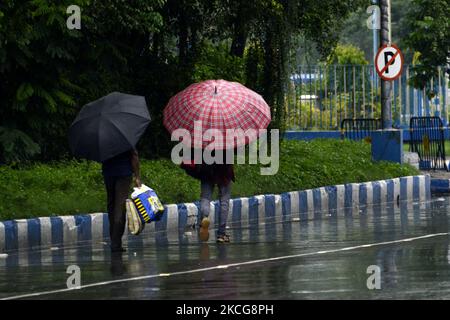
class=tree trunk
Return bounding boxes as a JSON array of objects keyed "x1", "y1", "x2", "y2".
[{"x1": 230, "y1": 27, "x2": 247, "y2": 57}]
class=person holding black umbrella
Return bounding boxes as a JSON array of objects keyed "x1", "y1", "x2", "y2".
[
  {"x1": 69, "y1": 92, "x2": 151, "y2": 253},
  {"x1": 102, "y1": 149, "x2": 141, "y2": 252}
]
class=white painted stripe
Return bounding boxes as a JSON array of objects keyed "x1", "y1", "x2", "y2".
[
  {"x1": 320, "y1": 187, "x2": 328, "y2": 214},
  {"x1": 157, "y1": 205, "x2": 177, "y2": 244},
  {"x1": 0, "y1": 222, "x2": 5, "y2": 253},
  {"x1": 379, "y1": 180, "x2": 387, "y2": 204},
  {"x1": 289, "y1": 192, "x2": 299, "y2": 217},
  {"x1": 306, "y1": 189, "x2": 314, "y2": 217},
  {"x1": 38, "y1": 217, "x2": 52, "y2": 247},
  {"x1": 407, "y1": 176, "x2": 414, "y2": 199},
  {"x1": 4, "y1": 232, "x2": 447, "y2": 300},
  {"x1": 352, "y1": 183, "x2": 360, "y2": 208},
  {"x1": 255, "y1": 195, "x2": 265, "y2": 222},
  {"x1": 336, "y1": 185, "x2": 345, "y2": 210},
  {"x1": 393, "y1": 178, "x2": 401, "y2": 201},
  {"x1": 419, "y1": 175, "x2": 425, "y2": 201},
  {"x1": 274, "y1": 195, "x2": 282, "y2": 224},
  {"x1": 15, "y1": 219, "x2": 28, "y2": 249},
  {"x1": 89, "y1": 213, "x2": 104, "y2": 241},
  {"x1": 166, "y1": 207, "x2": 179, "y2": 244},
  {"x1": 240, "y1": 198, "x2": 249, "y2": 227},
  {"x1": 141, "y1": 212, "x2": 155, "y2": 235},
  {"x1": 15, "y1": 219, "x2": 29, "y2": 266},
  {"x1": 209, "y1": 202, "x2": 216, "y2": 227},
  {"x1": 365, "y1": 183, "x2": 373, "y2": 206},
  {"x1": 186, "y1": 203, "x2": 199, "y2": 229},
  {"x1": 228, "y1": 200, "x2": 233, "y2": 221},
  {"x1": 165, "y1": 204, "x2": 179, "y2": 232},
  {"x1": 59, "y1": 216, "x2": 77, "y2": 245}
]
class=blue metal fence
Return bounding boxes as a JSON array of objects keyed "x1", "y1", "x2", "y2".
[{"x1": 287, "y1": 65, "x2": 449, "y2": 130}]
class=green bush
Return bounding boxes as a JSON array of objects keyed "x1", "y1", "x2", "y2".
[{"x1": 0, "y1": 139, "x2": 418, "y2": 220}]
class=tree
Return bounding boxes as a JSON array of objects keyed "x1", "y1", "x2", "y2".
[
  {"x1": 0, "y1": 0, "x2": 165, "y2": 163},
  {"x1": 404, "y1": 0, "x2": 450, "y2": 96},
  {"x1": 327, "y1": 44, "x2": 369, "y2": 65},
  {"x1": 0, "y1": 0, "x2": 368, "y2": 163}
]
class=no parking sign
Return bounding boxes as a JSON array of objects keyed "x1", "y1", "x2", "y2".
[{"x1": 375, "y1": 44, "x2": 404, "y2": 81}]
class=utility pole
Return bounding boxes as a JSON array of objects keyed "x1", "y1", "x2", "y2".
[
  {"x1": 380, "y1": 0, "x2": 392, "y2": 129},
  {"x1": 372, "y1": 0, "x2": 379, "y2": 92},
  {"x1": 372, "y1": 0, "x2": 403, "y2": 165}
]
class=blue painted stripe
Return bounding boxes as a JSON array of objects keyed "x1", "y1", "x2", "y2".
[
  {"x1": 231, "y1": 198, "x2": 242, "y2": 225},
  {"x1": 214, "y1": 201, "x2": 220, "y2": 226},
  {"x1": 312, "y1": 189, "x2": 322, "y2": 213},
  {"x1": 50, "y1": 217, "x2": 63, "y2": 246},
  {"x1": 264, "y1": 195, "x2": 276, "y2": 219},
  {"x1": 248, "y1": 197, "x2": 259, "y2": 224},
  {"x1": 400, "y1": 177, "x2": 408, "y2": 201},
  {"x1": 372, "y1": 182, "x2": 382, "y2": 205},
  {"x1": 386, "y1": 179, "x2": 395, "y2": 202},
  {"x1": 193, "y1": 201, "x2": 201, "y2": 224},
  {"x1": 413, "y1": 176, "x2": 420, "y2": 201},
  {"x1": 299, "y1": 191, "x2": 308, "y2": 217},
  {"x1": 326, "y1": 186, "x2": 337, "y2": 213},
  {"x1": 281, "y1": 193, "x2": 291, "y2": 217},
  {"x1": 359, "y1": 184, "x2": 368, "y2": 207},
  {"x1": 75, "y1": 215, "x2": 92, "y2": 242},
  {"x1": 27, "y1": 218, "x2": 41, "y2": 248},
  {"x1": 430, "y1": 179, "x2": 449, "y2": 194},
  {"x1": 425, "y1": 176, "x2": 432, "y2": 199},
  {"x1": 102, "y1": 213, "x2": 109, "y2": 239},
  {"x1": 177, "y1": 204, "x2": 188, "y2": 230},
  {"x1": 344, "y1": 184, "x2": 353, "y2": 208},
  {"x1": 155, "y1": 206, "x2": 168, "y2": 232},
  {"x1": 4, "y1": 220, "x2": 18, "y2": 251}
]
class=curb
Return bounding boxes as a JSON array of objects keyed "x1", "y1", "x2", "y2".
[
  {"x1": 0, "y1": 175, "x2": 431, "y2": 253},
  {"x1": 430, "y1": 178, "x2": 450, "y2": 194}
]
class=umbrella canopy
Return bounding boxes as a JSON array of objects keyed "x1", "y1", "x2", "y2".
[
  {"x1": 69, "y1": 92, "x2": 151, "y2": 162},
  {"x1": 163, "y1": 80, "x2": 271, "y2": 149}
]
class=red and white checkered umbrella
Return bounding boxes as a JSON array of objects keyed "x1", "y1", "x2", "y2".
[{"x1": 163, "y1": 80, "x2": 271, "y2": 149}]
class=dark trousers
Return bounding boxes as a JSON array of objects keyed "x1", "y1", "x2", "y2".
[
  {"x1": 104, "y1": 175, "x2": 132, "y2": 249},
  {"x1": 200, "y1": 180, "x2": 231, "y2": 235}
]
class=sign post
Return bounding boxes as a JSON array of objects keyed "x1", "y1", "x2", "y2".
[
  {"x1": 379, "y1": 0, "x2": 392, "y2": 129},
  {"x1": 372, "y1": 0, "x2": 405, "y2": 164},
  {"x1": 375, "y1": 44, "x2": 404, "y2": 81}
]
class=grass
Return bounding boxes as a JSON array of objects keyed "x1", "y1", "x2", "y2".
[{"x1": 0, "y1": 139, "x2": 419, "y2": 221}]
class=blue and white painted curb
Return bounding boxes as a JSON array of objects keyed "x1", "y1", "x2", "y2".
[
  {"x1": 0, "y1": 175, "x2": 430, "y2": 252},
  {"x1": 430, "y1": 179, "x2": 450, "y2": 194}
]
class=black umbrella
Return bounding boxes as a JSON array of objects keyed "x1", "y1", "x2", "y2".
[{"x1": 69, "y1": 92, "x2": 151, "y2": 162}]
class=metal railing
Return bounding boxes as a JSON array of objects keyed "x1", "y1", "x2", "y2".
[
  {"x1": 286, "y1": 65, "x2": 449, "y2": 130},
  {"x1": 340, "y1": 118, "x2": 381, "y2": 142},
  {"x1": 409, "y1": 116, "x2": 448, "y2": 171}
]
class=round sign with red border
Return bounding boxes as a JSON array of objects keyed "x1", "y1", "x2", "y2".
[{"x1": 375, "y1": 44, "x2": 404, "y2": 81}]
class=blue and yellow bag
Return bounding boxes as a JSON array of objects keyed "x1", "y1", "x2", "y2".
[{"x1": 131, "y1": 184, "x2": 164, "y2": 224}]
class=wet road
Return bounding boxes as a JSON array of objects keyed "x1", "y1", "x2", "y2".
[{"x1": 1, "y1": 197, "x2": 450, "y2": 300}]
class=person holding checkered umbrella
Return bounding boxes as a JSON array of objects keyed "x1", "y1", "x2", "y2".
[{"x1": 163, "y1": 80, "x2": 271, "y2": 243}]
